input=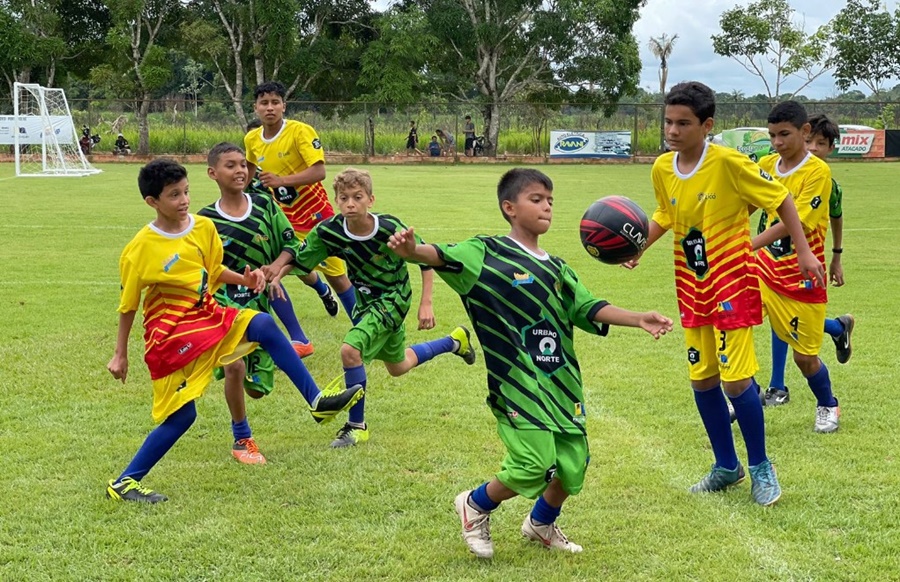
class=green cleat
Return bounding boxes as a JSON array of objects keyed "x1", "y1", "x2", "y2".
[
  {"x1": 310, "y1": 379, "x2": 365, "y2": 424},
  {"x1": 689, "y1": 463, "x2": 745, "y2": 493},
  {"x1": 106, "y1": 477, "x2": 168, "y2": 504},
  {"x1": 749, "y1": 459, "x2": 782, "y2": 506},
  {"x1": 450, "y1": 326, "x2": 477, "y2": 365},
  {"x1": 330, "y1": 422, "x2": 370, "y2": 448}
]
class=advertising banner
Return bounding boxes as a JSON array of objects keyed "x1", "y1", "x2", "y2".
[
  {"x1": 550, "y1": 130, "x2": 632, "y2": 158},
  {"x1": 717, "y1": 128, "x2": 772, "y2": 161},
  {"x1": 831, "y1": 129, "x2": 885, "y2": 158},
  {"x1": 0, "y1": 115, "x2": 75, "y2": 145}
]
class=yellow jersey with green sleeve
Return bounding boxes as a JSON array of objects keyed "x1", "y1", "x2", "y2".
[
  {"x1": 117, "y1": 215, "x2": 243, "y2": 380},
  {"x1": 431, "y1": 235, "x2": 609, "y2": 435},
  {"x1": 756, "y1": 152, "x2": 830, "y2": 303},
  {"x1": 243, "y1": 119, "x2": 334, "y2": 232},
  {"x1": 651, "y1": 142, "x2": 789, "y2": 330}
]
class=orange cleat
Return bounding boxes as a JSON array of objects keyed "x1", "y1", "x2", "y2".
[
  {"x1": 232, "y1": 437, "x2": 267, "y2": 465},
  {"x1": 291, "y1": 341, "x2": 315, "y2": 359}
]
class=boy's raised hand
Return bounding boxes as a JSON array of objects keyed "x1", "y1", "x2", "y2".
[
  {"x1": 107, "y1": 354, "x2": 128, "y2": 383},
  {"x1": 387, "y1": 227, "x2": 417, "y2": 258},
  {"x1": 639, "y1": 312, "x2": 673, "y2": 339}
]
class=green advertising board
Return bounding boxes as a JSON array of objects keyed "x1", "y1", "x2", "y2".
[{"x1": 717, "y1": 128, "x2": 773, "y2": 161}]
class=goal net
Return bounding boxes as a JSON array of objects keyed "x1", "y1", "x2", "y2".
[{"x1": 9, "y1": 82, "x2": 101, "y2": 177}]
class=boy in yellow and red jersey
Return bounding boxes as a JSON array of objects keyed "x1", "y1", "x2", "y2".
[
  {"x1": 244, "y1": 81, "x2": 358, "y2": 326},
  {"x1": 627, "y1": 82, "x2": 825, "y2": 506},
  {"x1": 753, "y1": 100, "x2": 840, "y2": 433}
]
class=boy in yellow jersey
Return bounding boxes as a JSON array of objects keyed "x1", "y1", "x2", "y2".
[
  {"x1": 244, "y1": 81, "x2": 358, "y2": 323},
  {"x1": 627, "y1": 82, "x2": 825, "y2": 506},
  {"x1": 105, "y1": 159, "x2": 363, "y2": 504},
  {"x1": 753, "y1": 101, "x2": 840, "y2": 433}
]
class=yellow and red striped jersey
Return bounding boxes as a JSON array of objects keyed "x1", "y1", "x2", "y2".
[
  {"x1": 756, "y1": 152, "x2": 830, "y2": 303},
  {"x1": 651, "y1": 143, "x2": 789, "y2": 329},
  {"x1": 118, "y1": 215, "x2": 240, "y2": 379},
  {"x1": 244, "y1": 119, "x2": 334, "y2": 232}
]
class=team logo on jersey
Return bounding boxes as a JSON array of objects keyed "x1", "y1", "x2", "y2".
[
  {"x1": 512, "y1": 272, "x2": 534, "y2": 286},
  {"x1": 253, "y1": 234, "x2": 269, "y2": 243},
  {"x1": 523, "y1": 319, "x2": 565, "y2": 375},
  {"x1": 274, "y1": 185, "x2": 299, "y2": 205},
  {"x1": 312, "y1": 138, "x2": 322, "y2": 149},
  {"x1": 162, "y1": 253, "x2": 181, "y2": 272},
  {"x1": 221, "y1": 237, "x2": 232, "y2": 247},
  {"x1": 681, "y1": 228, "x2": 708, "y2": 278},
  {"x1": 696, "y1": 192, "x2": 716, "y2": 201},
  {"x1": 687, "y1": 346, "x2": 700, "y2": 365},
  {"x1": 573, "y1": 402, "x2": 586, "y2": 424},
  {"x1": 282, "y1": 228, "x2": 294, "y2": 242},
  {"x1": 544, "y1": 465, "x2": 558, "y2": 483},
  {"x1": 759, "y1": 169, "x2": 773, "y2": 181},
  {"x1": 358, "y1": 285, "x2": 372, "y2": 295},
  {"x1": 177, "y1": 343, "x2": 193, "y2": 356},
  {"x1": 810, "y1": 196, "x2": 822, "y2": 209}
]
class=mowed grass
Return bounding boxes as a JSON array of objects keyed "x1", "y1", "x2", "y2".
[{"x1": 0, "y1": 160, "x2": 898, "y2": 581}]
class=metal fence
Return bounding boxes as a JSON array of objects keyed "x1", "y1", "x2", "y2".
[{"x1": 68, "y1": 98, "x2": 900, "y2": 157}]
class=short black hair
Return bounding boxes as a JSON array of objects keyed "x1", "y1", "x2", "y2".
[
  {"x1": 138, "y1": 159, "x2": 187, "y2": 199},
  {"x1": 768, "y1": 100, "x2": 808, "y2": 128},
  {"x1": 497, "y1": 168, "x2": 553, "y2": 224},
  {"x1": 807, "y1": 113, "x2": 839, "y2": 146},
  {"x1": 254, "y1": 81, "x2": 286, "y2": 101},
  {"x1": 665, "y1": 81, "x2": 716, "y2": 123},
  {"x1": 246, "y1": 118, "x2": 262, "y2": 131},
  {"x1": 207, "y1": 142, "x2": 244, "y2": 167},
  {"x1": 465, "y1": 115, "x2": 471, "y2": 120}
]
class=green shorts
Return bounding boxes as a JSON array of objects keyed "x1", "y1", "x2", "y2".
[
  {"x1": 213, "y1": 348, "x2": 276, "y2": 396},
  {"x1": 496, "y1": 422, "x2": 590, "y2": 499},
  {"x1": 343, "y1": 310, "x2": 407, "y2": 364}
]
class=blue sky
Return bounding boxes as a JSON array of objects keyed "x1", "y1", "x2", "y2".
[{"x1": 370, "y1": 1, "x2": 900, "y2": 99}]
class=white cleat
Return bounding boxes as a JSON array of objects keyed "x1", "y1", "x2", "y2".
[
  {"x1": 454, "y1": 490, "x2": 494, "y2": 559},
  {"x1": 521, "y1": 515, "x2": 583, "y2": 553}
]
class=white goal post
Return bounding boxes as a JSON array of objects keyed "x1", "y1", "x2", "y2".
[{"x1": 9, "y1": 82, "x2": 101, "y2": 177}]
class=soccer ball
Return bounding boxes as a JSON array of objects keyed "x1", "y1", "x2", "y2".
[{"x1": 579, "y1": 196, "x2": 649, "y2": 265}]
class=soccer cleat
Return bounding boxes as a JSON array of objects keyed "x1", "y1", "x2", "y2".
[
  {"x1": 106, "y1": 477, "x2": 168, "y2": 504},
  {"x1": 833, "y1": 314, "x2": 855, "y2": 364},
  {"x1": 521, "y1": 516, "x2": 583, "y2": 553},
  {"x1": 749, "y1": 459, "x2": 782, "y2": 506},
  {"x1": 291, "y1": 340, "x2": 315, "y2": 359},
  {"x1": 330, "y1": 422, "x2": 370, "y2": 448},
  {"x1": 763, "y1": 387, "x2": 790, "y2": 407},
  {"x1": 689, "y1": 463, "x2": 745, "y2": 493},
  {"x1": 814, "y1": 404, "x2": 840, "y2": 433},
  {"x1": 318, "y1": 285, "x2": 340, "y2": 317},
  {"x1": 450, "y1": 326, "x2": 477, "y2": 365},
  {"x1": 310, "y1": 379, "x2": 364, "y2": 424},
  {"x1": 232, "y1": 437, "x2": 267, "y2": 464},
  {"x1": 454, "y1": 490, "x2": 494, "y2": 559}
]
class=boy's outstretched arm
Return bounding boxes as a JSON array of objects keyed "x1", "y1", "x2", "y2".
[
  {"x1": 773, "y1": 197, "x2": 826, "y2": 287},
  {"x1": 751, "y1": 222, "x2": 788, "y2": 251},
  {"x1": 387, "y1": 227, "x2": 444, "y2": 267},
  {"x1": 417, "y1": 267, "x2": 435, "y2": 330},
  {"x1": 830, "y1": 215, "x2": 844, "y2": 286},
  {"x1": 622, "y1": 220, "x2": 668, "y2": 270},
  {"x1": 594, "y1": 305, "x2": 673, "y2": 339},
  {"x1": 107, "y1": 310, "x2": 137, "y2": 383},
  {"x1": 218, "y1": 266, "x2": 266, "y2": 294}
]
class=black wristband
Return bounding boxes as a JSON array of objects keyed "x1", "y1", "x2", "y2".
[{"x1": 832, "y1": 248, "x2": 843, "y2": 254}]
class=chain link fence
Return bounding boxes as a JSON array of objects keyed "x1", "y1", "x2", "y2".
[{"x1": 69, "y1": 98, "x2": 900, "y2": 158}]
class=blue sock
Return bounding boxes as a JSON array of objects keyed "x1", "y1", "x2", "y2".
[
  {"x1": 231, "y1": 418, "x2": 251, "y2": 441},
  {"x1": 470, "y1": 482, "x2": 500, "y2": 513},
  {"x1": 118, "y1": 401, "x2": 197, "y2": 482},
  {"x1": 824, "y1": 318, "x2": 843, "y2": 338},
  {"x1": 730, "y1": 379, "x2": 767, "y2": 467},
  {"x1": 344, "y1": 365, "x2": 368, "y2": 425},
  {"x1": 308, "y1": 273, "x2": 329, "y2": 296},
  {"x1": 411, "y1": 336, "x2": 455, "y2": 365},
  {"x1": 269, "y1": 288, "x2": 310, "y2": 344},
  {"x1": 247, "y1": 313, "x2": 319, "y2": 405},
  {"x1": 531, "y1": 495, "x2": 562, "y2": 525},
  {"x1": 693, "y1": 385, "x2": 739, "y2": 471},
  {"x1": 337, "y1": 287, "x2": 359, "y2": 324},
  {"x1": 769, "y1": 328, "x2": 789, "y2": 391},
  {"x1": 806, "y1": 361, "x2": 837, "y2": 407}
]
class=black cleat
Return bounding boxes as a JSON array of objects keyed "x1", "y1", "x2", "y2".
[
  {"x1": 106, "y1": 477, "x2": 168, "y2": 504},
  {"x1": 310, "y1": 383, "x2": 364, "y2": 424},
  {"x1": 763, "y1": 387, "x2": 790, "y2": 407},
  {"x1": 319, "y1": 285, "x2": 340, "y2": 317},
  {"x1": 833, "y1": 314, "x2": 855, "y2": 364}
]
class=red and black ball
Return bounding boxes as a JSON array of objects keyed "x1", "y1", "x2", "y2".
[{"x1": 580, "y1": 196, "x2": 649, "y2": 265}]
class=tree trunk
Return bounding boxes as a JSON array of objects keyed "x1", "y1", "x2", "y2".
[
  {"x1": 138, "y1": 92, "x2": 151, "y2": 155},
  {"x1": 484, "y1": 102, "x2": 500, "y2": 157}
]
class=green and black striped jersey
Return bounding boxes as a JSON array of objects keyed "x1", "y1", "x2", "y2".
[
  {"x1": 432, "y1": 236, "x2": 609, "y2": 435},
  {"x1": 198, "y1": 193, "x2": 300, "y2": 312},
  {"x1": 294, "y1": 213, "x2": 427, "y2": 329}
]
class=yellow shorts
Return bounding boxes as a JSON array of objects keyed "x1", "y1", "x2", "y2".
[
  {"x1": 296, "y1": 230, "x2": 347, "y2": 277},
  {"x1": 151, "y1": 309, "x2": 258, "y2": 422},
  {"x1": 683, "y1": 325, "x2": 758, "y2": 383},
  {"x1": 761, "y1": 283, "x2": 825, "y2": 356}
]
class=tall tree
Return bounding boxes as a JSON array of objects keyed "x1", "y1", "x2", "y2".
[
  {"x1": 711, "y1": 0, "x2": 833, "y2": 102},
  {"x1": 830, "y1": 0, "x2": 899, "y2": 97},
  {"x1": 415, "y1": 0, "x2": 645, "y2": 156},
  {"x1": 0, "y1": 0, "x2": 67, "y2": 90},
  {"x1": 648, "y1": 32, "x2": 677, "y2": 150}
]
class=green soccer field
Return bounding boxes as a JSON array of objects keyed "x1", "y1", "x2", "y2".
[{"x1": 1, "y1": 161, "x2": 897, "y2": 581}]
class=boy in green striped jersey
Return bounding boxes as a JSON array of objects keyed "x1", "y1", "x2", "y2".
[
  {"x1": 267, "y1": 167, "x2": 477, "y2": 448},
  {"x1": 388, "y1": 168, "x2": 672, "y2": 558}
]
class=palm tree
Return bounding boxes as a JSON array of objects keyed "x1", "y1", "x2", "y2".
[{"x1": 648, "y1": 33, "x2": 679, "y2": 150}]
